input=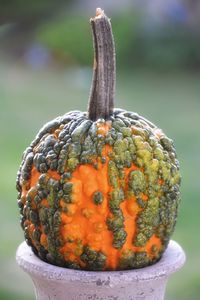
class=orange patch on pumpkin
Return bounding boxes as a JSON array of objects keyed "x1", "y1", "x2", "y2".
[
  {"x1": 97, "y1": 121, "x2": 111, "y2": 136},
  {"x1": 59, "y1": 157, "x2": 116, "y2": 268},
  {"x1": 59, "y1": 140, "x2": 117, "y2": 268},
  {"x1": 47, "y1": 170, "x2": 61, "y2": 181},
  {"x1": 40, "y1": 199, "x2": 49, "y2": 207},
  {"x1": 158, "y1": 178, "x2": 164, "y2": 185},
  {"x1": 30, "y1": 167, "x2": 40, "y2": 187},
  {"x1": 40, "y1": 233, "x2": 48, "y2": 248},
  {"x1": 141, "y1": 193, "x2": 148, "y2": 201}
]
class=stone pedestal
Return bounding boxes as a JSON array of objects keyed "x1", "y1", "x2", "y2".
[{"x1": 16, "y1": 240, "x2": 185, "y2": 300}]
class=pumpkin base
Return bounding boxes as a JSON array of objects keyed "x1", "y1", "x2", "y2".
[{"x1": 16, "y1": 240, "x2": 185, "y2": 300}]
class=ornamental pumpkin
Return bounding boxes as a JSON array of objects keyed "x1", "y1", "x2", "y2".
[{"x1": 16, "y1": 8, "x2": 181, "y2": 271}]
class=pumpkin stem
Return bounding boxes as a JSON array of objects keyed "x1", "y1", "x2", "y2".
[{"x1": 88, "y1": 8, "x2": 116, "y2": 121}]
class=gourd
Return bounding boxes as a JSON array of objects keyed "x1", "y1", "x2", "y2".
[{"x1": 16, "y1": 8, "x2": 181, "y2": 271}]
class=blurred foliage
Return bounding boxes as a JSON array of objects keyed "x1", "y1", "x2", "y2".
[
  {"x1": 0, "y1": 0, "x2": 72, "y2": 57},
  {"x1": 138, "y1": 28, "x2": 200, "y2": 70},
  {"x1": 0, "y1": 0, "x2": 69, "y2": 24},
  {"x1": 35, "y1": 11, "x2": 200, "y2": 70},
  {"x1": 1, "y1": 5, "x2": 200, "y2": 69}
]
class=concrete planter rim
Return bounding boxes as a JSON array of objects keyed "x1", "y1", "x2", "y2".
[{"x1": 16, "y1": 239, "x2": 186, "y2": 286}]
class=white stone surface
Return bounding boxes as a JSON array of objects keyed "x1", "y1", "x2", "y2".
[{"x1": 16, "y1": 240, "x2": 185, "y2": 300}]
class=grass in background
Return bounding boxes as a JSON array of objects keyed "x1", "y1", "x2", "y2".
[{"x1": 0, "y1": 61, "x2": 199, "y2": 299}]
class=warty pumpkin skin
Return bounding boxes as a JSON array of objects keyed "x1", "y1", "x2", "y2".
[
  {"x1": 16, "y1": 109, "x2": 181, "y2": 270},
  {"x1": 16, "y1": 9, "x2": 181, "y2": 271}
]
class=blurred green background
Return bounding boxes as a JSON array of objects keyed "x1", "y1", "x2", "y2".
[{"x1": 0, "y1": 1, "x2": 200, "y2": 299}]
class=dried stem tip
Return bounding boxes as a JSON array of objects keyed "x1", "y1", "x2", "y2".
[{"x1": 95, "y1": 8, "x2": 104, "y2": 17}]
